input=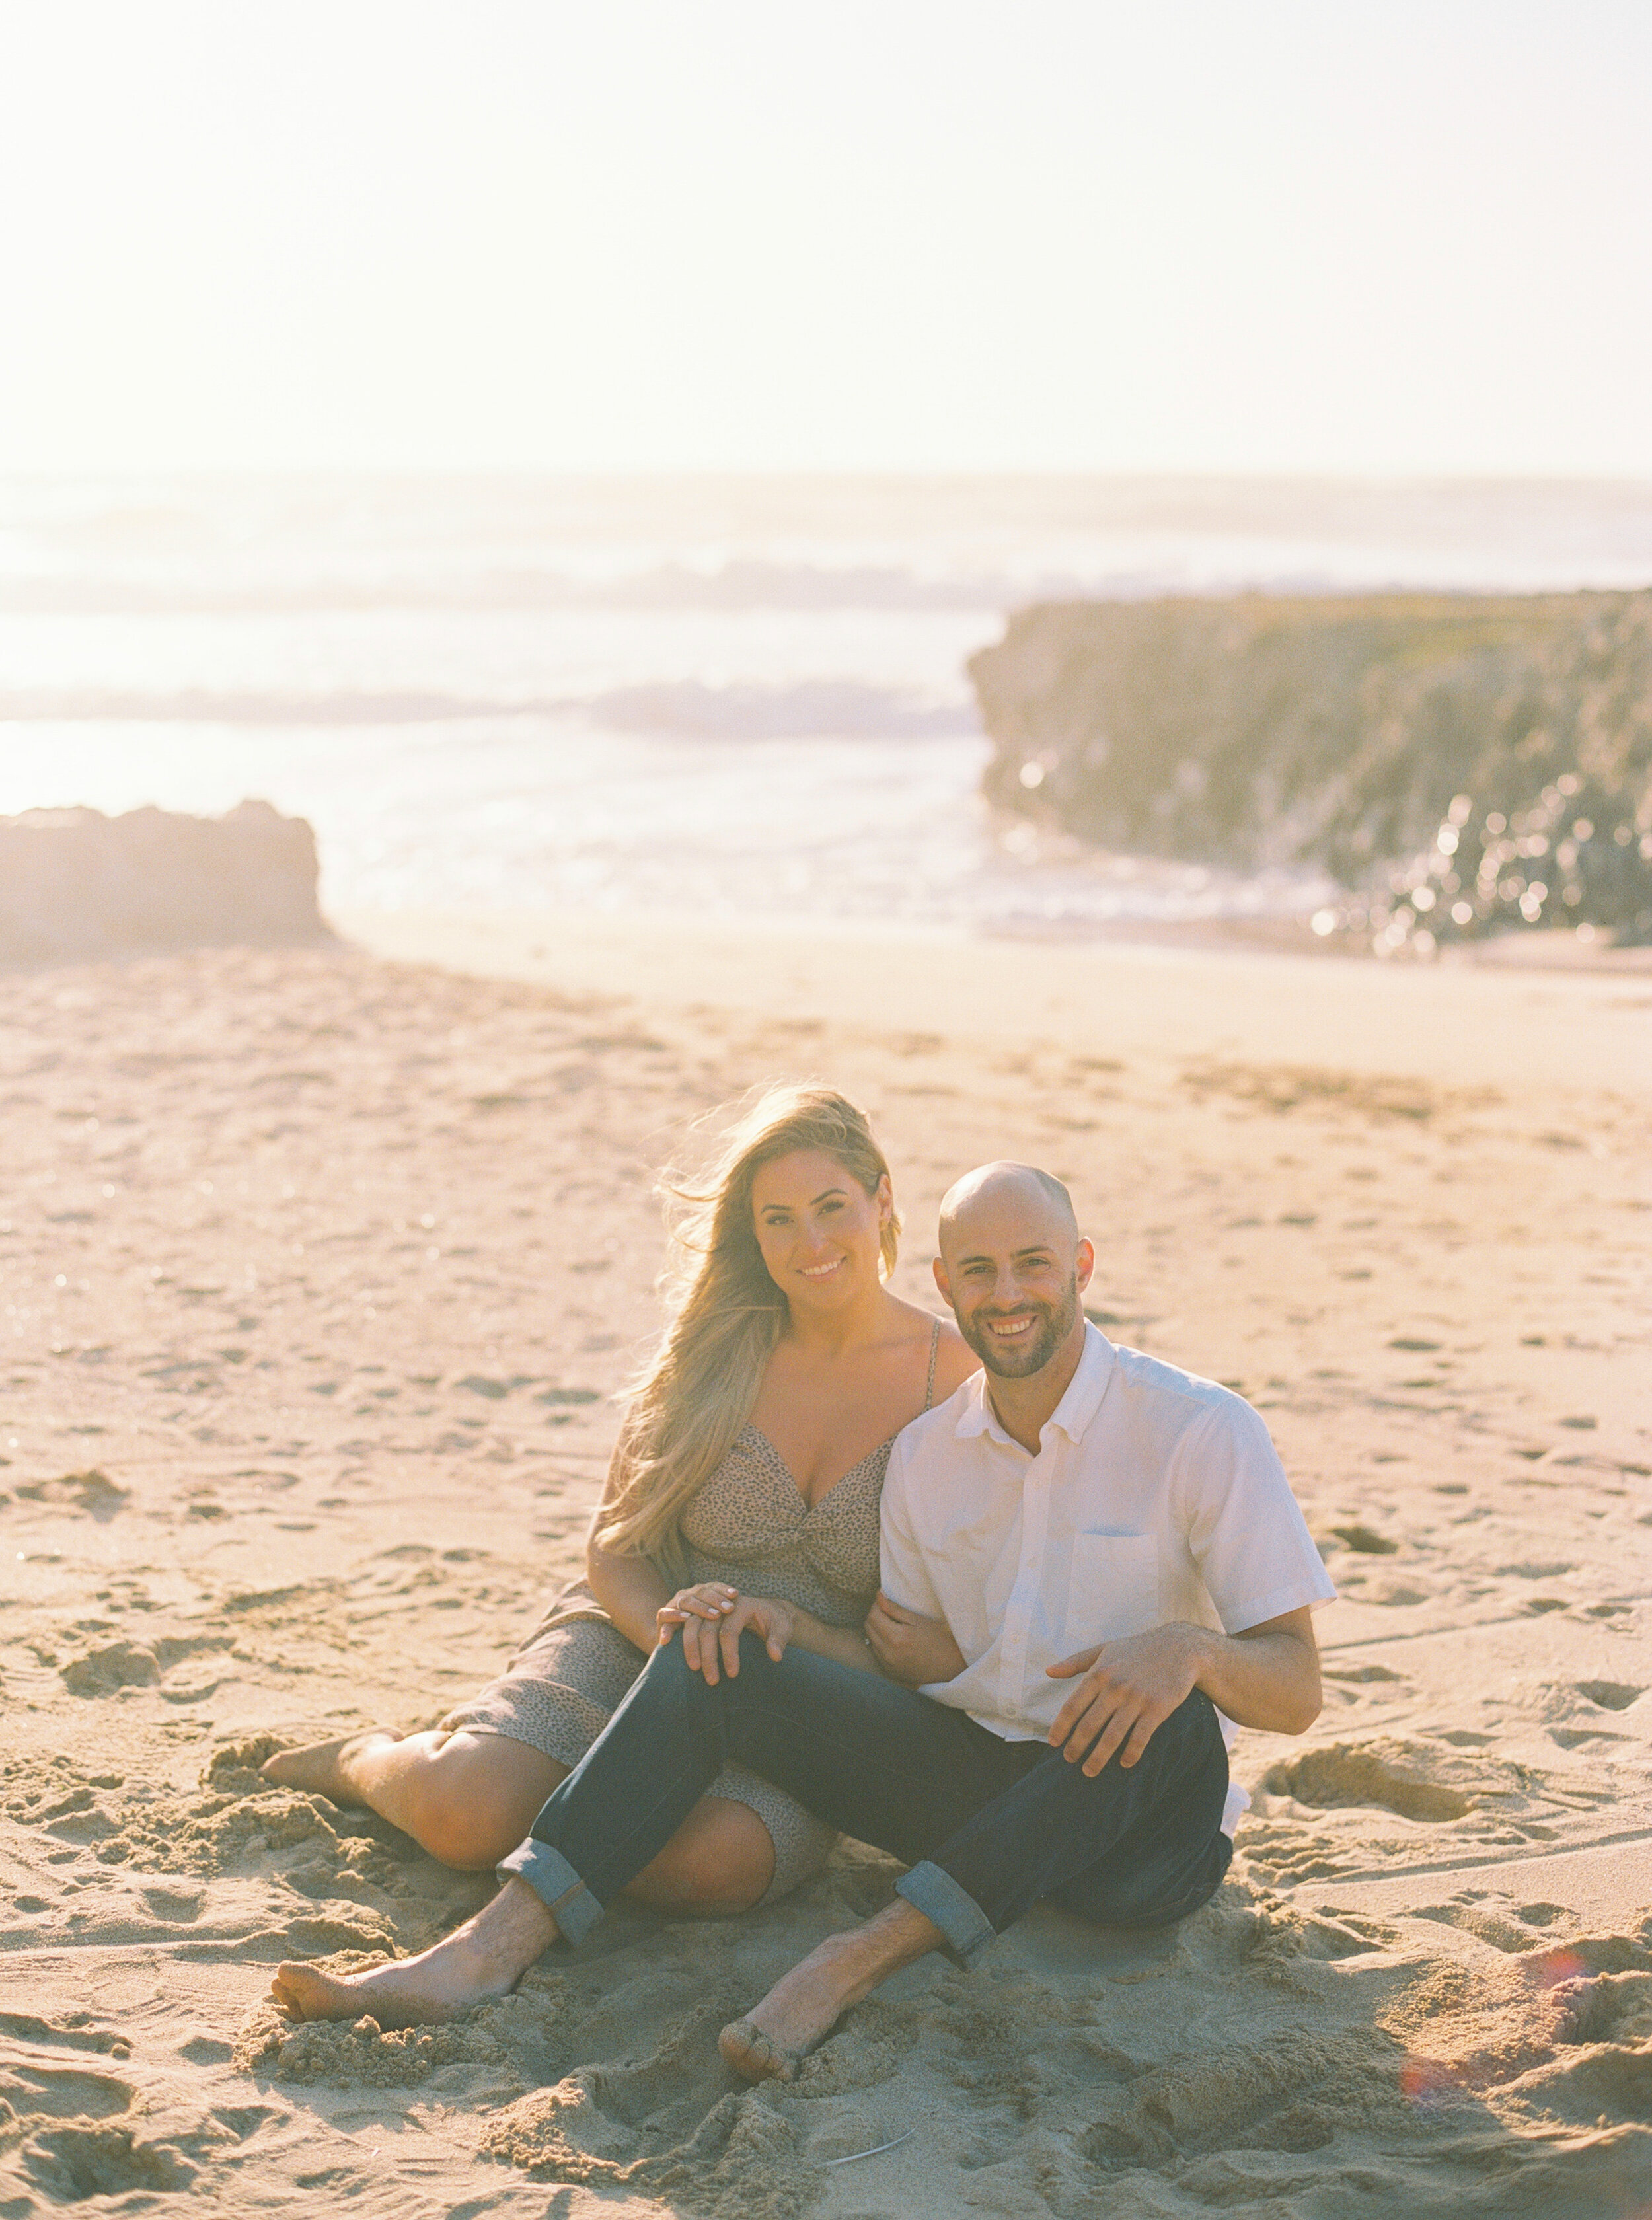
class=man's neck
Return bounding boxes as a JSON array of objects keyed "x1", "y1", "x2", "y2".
[{"x1": 983, "y1": 1321, "x2": 1088, "y2": 1453}]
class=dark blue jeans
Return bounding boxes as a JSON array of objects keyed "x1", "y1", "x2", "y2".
[{"x1": 500, "y1": 1634, "x2": 1232, "y2": 1966}]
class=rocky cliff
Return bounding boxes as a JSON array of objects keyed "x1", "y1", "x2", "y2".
[
  {"x1": 0, "y1": 799, "x2": 330, "y2": 963},
  {"x1": 969, "y1": 591, "x2": 1652, "y2": 945}
]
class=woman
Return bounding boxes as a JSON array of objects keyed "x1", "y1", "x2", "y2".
[{"x1": 262, "y1": 1084, "x2": 975, "y2": 1915}]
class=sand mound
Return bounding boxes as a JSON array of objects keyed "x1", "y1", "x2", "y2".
[{"x1": 482, "y1": 2062, "x2": 819, "y2": 2220}]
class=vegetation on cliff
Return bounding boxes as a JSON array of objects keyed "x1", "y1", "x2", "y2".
[{"x1": 969, "y1": 592, "x2": 1652, "y2": 947}]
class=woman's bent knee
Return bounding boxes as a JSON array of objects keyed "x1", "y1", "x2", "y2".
[
  {"x1": 411, "y1": 1783, "x2": 531, "y2": 1870},
  {"x1": 630, "y1": 1800, "x2": 775, "y2": 1915},
  {"x1": 407, "y1": 1740, "x2": 564, "y2": 1871}
]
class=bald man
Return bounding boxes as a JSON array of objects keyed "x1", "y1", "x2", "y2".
[{"x1": 271, "y1": 1164, "x2": 1333, "y2": 2075}]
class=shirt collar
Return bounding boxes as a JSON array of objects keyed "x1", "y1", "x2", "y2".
[{"x1": 956, "y1": 1320, "x2": 1117, "y2": 1449}]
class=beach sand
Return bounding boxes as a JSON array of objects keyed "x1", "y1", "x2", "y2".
[{"x1": 1, "y1": 914, "x2": 1648, "y2": 2217}]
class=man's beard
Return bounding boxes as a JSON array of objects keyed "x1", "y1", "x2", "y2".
[{"x1": 961, "y1": 1273, "x2": 1080, "y2": 1378}]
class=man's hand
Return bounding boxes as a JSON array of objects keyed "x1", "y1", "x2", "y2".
[
  {"x1": 864, "y1": 1590, "x2": 967, "y2": 1686},
  {"x1": 1046, "y1": 1626, "x2": 1199, "y2": 1775}
]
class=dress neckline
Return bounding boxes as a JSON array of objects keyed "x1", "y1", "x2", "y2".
[
  {"x1": 739, "y1": 1421, "x2": 896, "y2": 1516},
  {"x1": 741, "y1": 1316, "x2": 943, "y2": 1515}
]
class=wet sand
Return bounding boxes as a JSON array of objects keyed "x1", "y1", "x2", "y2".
[{"x1": 1, "y1": 916, "x2": 1648, "y2": 2218}]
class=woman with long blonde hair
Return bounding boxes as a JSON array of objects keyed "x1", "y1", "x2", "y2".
[{"x1": 264, "y1": 1084, "x2": 975, "y2": 1913}]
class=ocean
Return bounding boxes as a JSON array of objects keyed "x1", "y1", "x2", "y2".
[{"x1": 3, "y1": 474, "x2": 1651, "y2": 935}]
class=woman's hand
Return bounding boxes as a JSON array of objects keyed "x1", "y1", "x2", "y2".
[
  {"x1": 656, "y1": 1582, "x2": 739, "y2": 1662},
  {"x1": 669, "y1": 1592, "x2": 798, "y2": 1684},
  {"x1": 864, "y1": 1590, "x2": 967, "y2": 1687}
]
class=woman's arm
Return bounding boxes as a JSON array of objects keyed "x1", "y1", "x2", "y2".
[
  {"x1": 585, "y1": 1450, "x2": 790, "y2": 1668},
  {"x1": 583, "y1": 1450, "x2": 676, "y2": 1651},
  {"x1": 864, "y1": 1590, "x2": 967, "y2": 1687}
]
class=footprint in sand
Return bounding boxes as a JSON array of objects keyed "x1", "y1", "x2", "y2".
[
  {"x1": 60, "y1": 1640, "x2": 159, "y2": 1695},
  {"x1": 1567, "y1": 1972, "x2": 1652, "y2": 2046},
  {"x1": 1262, "y1": 1742, "x2": 1475, "y2": 1822},
  {"x1": 15, "y1": 1469, "x2": 128, "y2": 1520},
  {"x1": 1, "y1": 2063, "x2": 137, "y2": 2126},
  {"x1": 0, "y1": 2011, "x2": 131, "y2": 2060},
  {"x1": 1328, "y1": 1524, "x2": 1399, "y2": 1556},
  {"x1": 1573, "y1": 1681, "x2": 1644, "y2": 1711},
  {"x1": 19, "y1": 2125, "x2": 194, "y2": 2200}
]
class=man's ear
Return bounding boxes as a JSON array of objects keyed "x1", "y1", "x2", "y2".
[
  {"x1": 1074, "y1": 1237, "x2": 1096, "y2": 1294},
  {"x1": 932, "y1": 1253, "x2": 954, "y2": 1310}
]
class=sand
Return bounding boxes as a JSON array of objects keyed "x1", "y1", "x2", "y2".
[{"x1": 1, "y1": 913, "x2": 1648, "y2": 2219}]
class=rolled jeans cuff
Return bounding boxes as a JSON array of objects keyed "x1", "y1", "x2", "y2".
[
  {"x1": 496, "y1": 1838, "x2": 604, "y2": 1947},
  {"x1": 895, "y1": 1859, "x2": 996, "y2": 1970}
]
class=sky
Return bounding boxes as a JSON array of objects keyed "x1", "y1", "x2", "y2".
[{"x1": 1, "y1": 1, "x2": 1649, "y2": 476}]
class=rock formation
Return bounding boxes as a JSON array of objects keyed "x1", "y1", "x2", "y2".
[
  {"x1": 969, "y1": 592, "x2": 1652, "y2": 945},
  {"x1": 0, "y1": 799, "x2": 330, "y2": 963}
]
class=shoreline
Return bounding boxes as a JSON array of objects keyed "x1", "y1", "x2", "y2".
[{"x1": 335, "y1": 904, "x2": 1652, "y2": 1099}]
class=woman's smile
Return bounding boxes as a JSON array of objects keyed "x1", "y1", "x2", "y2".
[{"x1": 750, "y1": 1146, "x2": 892, "y2": 1306}]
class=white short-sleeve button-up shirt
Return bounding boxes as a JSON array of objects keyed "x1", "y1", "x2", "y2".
[{"x1": 880, "y1": 1323, "x2": 1336, "y2": 1837}]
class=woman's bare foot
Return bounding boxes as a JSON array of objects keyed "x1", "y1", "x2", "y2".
[
  {"x1": 719, "y1": 1899, "x2": 941, "y2": 2083},
  {"x1": 270, "y1": 1878, "x2": 558, "y2": 2028},
  {"x1": 260, "y1": 1730, "x2": 396, "y2": 1806}
]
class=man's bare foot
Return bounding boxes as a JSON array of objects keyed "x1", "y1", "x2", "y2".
[
  {"x1": 260, "y1": 1730, "x2": 396, "y2": 1806},
  {"x1": 270, "y1": 1878, "x2": 558, "y2": 2028},
  {"x1": 719, "y1": 1899, "x2": 942, "y2": 2083}
]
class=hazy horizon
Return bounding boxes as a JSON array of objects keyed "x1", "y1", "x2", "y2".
[{"x1": 5, "y1": 2, "x2": 1649, "y2": 477}]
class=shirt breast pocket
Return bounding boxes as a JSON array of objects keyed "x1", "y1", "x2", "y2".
[{"x1": 1065, "y1": 1532, "x2": 1160, "y2": 1652}]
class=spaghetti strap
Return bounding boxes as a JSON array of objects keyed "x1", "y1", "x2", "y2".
[{"x1": 922, "y1": 1315, "x2": 941, "y2": 1411}]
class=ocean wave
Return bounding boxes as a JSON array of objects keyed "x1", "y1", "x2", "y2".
[
  {"x1": 0, "y1": 677, "x2": 981, "y2": 741},
  {"x1": 589, "y1": 679, "x2": 976, "y2": 739},
  {"x1": 0, "y1": 558, "x2": 1020, "y2": 616}
]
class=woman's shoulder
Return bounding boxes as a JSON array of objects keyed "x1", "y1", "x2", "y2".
[
  {"x1": 928, "y1": 1320, "x2": 979, "y2": 1401},
  {"x1": 882, "y1": 1298, "x2": 977, "y2": 1407}
]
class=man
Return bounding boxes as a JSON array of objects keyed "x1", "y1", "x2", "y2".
[{"x1": 274, "y1": 1164, "x2": 1334, "y2": 2073}]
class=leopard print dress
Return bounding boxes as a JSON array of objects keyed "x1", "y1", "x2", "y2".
[{"x1": 440, "y1": 1319, "x2": 942, "y2": 1903}]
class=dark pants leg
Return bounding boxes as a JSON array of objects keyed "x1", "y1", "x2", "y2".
[
  {"x1": 498, "y1": 1633, "x2": 1230, "y2": 1966},
  {"x1": 890, "y1": 1670, "x2": 1232, "y2": 1958}
]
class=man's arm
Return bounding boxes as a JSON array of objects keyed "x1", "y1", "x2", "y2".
[{"x1": 1045, "y1": 1606, "x2": 1322, "y2": 1777}]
